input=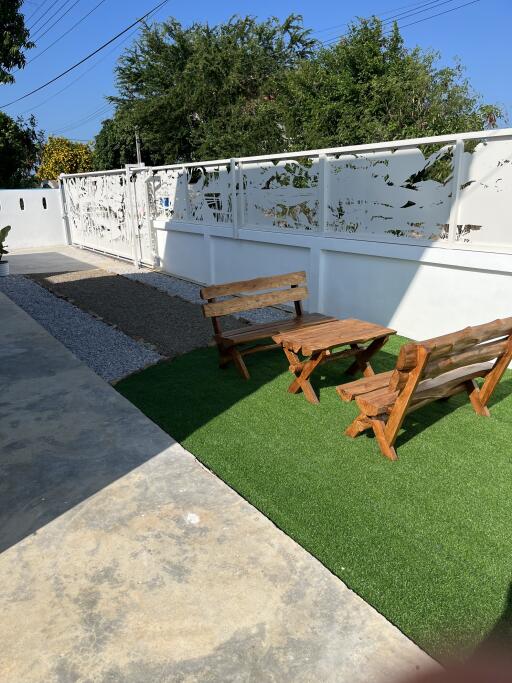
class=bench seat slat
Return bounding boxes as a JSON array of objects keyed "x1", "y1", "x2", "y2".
[
  {"x1": 355, "y1": 362, "x2": 494, "y2": 417},
  {"x1": 336, "y1": 371, "x2": 394, "y2": 401},
  {"x1": 217, "y1": 313, "x2": 335, "y2": 345}
]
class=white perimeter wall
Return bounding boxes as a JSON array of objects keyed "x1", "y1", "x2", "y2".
[
  {"x1": 155, "y1": 222, "x2": 512, "y2": 341},
  {"x1": 0, "y1": 189, "x2": 66, "y2": 249}
]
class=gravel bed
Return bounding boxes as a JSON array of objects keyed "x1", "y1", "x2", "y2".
[
  {"x1": 63, "y1": 248, "x2": 293, "y2": 324},
  {"x1": 125, "y1": 271, "x2": 293, "y2": 324},
  {"x1": 0, "y1": 275, "x2": 162, "y2": 382},
  {"x1": 29, "y1": 269, "x2": 246, "y2": 358}
]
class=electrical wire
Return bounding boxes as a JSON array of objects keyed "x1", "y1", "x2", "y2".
[
  {"x1": 321, "y1": 0, "x2": 480, "y2": 46},
  {"x1": 313, "y1": 0, "x2": 459, "y2": 38},
  {"x1": 31, "y1": 0, "x2": 82, "y2": 44},
  {"x1": 28, "y1": 0, "x2": 69, "y2": 33},
  {"x1": 24, "y1": 0, "x2": 52, "y2": 25},
  {"x1": 18, "y1": 21, "x2": 145, "y2": 115},
  {"x1": 51, "y1": 102, "x2": 113, "y2": 134},
  {"x1": 1, "y1": 0, "x2": 170, "y2": 108},
  {"x1": 26, "y1": 0, "x2": 109, "y2": 65}
]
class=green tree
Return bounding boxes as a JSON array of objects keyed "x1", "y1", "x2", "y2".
[
  {"x1": 94, "y1": 15, "x2": 503, "y2": 167},
  {"x1": 281, "y1": 18, "x2": 502, "y2": 149},
  {"x1": 92, "y1": 116, "x2": 137, "y2": 170},
  {"x1": 0, "y1": 112, "x2": 42, "y2": 188},
  {"x1": 95, "y1": 15, "x2": 315, "y2": 166},
  {"x1": 0, "y1": 0, "x2": 33, "y2": 83},
  {"x1": 37, "y1": 136, "x2": 93, "y2": 180}
]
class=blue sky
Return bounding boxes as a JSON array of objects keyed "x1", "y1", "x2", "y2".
[{"x1": 2, "y1": 0, "x2": 510, "y2": 142}]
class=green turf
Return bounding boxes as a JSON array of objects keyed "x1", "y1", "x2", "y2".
[{"x1": 116, "y1": 337, "x2": 512, "y2": 656}]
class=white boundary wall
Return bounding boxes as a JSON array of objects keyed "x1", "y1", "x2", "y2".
[
  {"x1": 58, "y1": 128, "x2": 512, "y2": 341},
  {"x1": 0, "y1": 189, "x2": 65, "y2": 249},
  {"x1": 154, "y1": 222, "x2": 512, "y2": 341}
]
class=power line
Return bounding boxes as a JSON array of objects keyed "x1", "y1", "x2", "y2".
[
  {"x1": 31, "y1": 0, "x2": 82, "y2": 44},
  {"x1": 313, "y1": 0, "x2": 455, "y2": 37},
  {"x1": 321, "y1": 0, "x2": 466, "y2": 44},
  {"x1": 321, "y1": 0, "x2": 480, "y2": 46},
  {"x1": 24, "y1": 0, "x2": 52, "y2": 24},
  {"x1": 391, "y1": 0, "x2": 480, "y2": 30},
  {"x1": 19, "y1": 22, "x2": 143, "y2": 115},
  {"x1": 26, "y1": 0, "x2": 109, "y2": 65},
  {"x1": 1, "y1": 0, "x2": 170, "y2": 109},
  {"x1": 51, "y1": 102, "x2": 113, "y2": 134},
  {"x1": 42, "y1": 0, "x2": 169, "y2": 136},
  {"x1": 28, "y1": 0, "x2": 63, "y2": 32}
]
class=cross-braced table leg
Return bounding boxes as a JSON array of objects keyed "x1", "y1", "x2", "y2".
[
  {"x1": 346, "y1": 336, "x2": 389, "y2": 377},
  {"x1": 284, "y1": 348, "x2": 326, "y2": 404}
]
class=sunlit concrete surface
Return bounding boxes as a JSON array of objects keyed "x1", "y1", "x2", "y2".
[{"x1": 0, "y1": 292, "x2": 434, "y2": 682}]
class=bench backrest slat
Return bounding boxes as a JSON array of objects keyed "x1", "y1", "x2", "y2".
[
  {"x1": 387, "y1": 318, "x2": 512, "y2": 426},
  {"x1": 203, "y1": 286, "x2": 308, "y2": 318},
  {"x1": 422, "y1": 338, "x2": 508, "y2": 380},
  {"x1": 201, "y1": 271, "x2": 306, "y2": 300},
  {"x1": 423, "y1": 317, "x2": 512, "y2": 360}
]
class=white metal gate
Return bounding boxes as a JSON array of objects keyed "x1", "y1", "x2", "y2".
[{"x1": 60, "y1": 166, "x2": 157, "y2": 266}]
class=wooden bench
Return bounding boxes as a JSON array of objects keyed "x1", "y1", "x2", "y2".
[
  {"x1": 200, "y1": 271, "x2": 335, "y2": 379},
  {"x1": 336, "y1": 318, "x2": 512, "y2": 460}
]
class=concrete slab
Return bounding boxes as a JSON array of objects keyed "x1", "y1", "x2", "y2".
[
  {"x1": 8, "y1": 244, "x2": 141, "y2": 275},
  {"x1": 8, "y1": 247, "x2": 97, "y2": 274},
  {"x1": 0, "y1": 292, "x2": 435, "y2": 682}
]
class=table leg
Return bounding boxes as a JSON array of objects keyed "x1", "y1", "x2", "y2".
[
  {"x1": 287, "y1": 350, "x2": 325, "y2": 404},
  {"x1": 346, "y1": 336, "x2": 389, "y2": 377}
]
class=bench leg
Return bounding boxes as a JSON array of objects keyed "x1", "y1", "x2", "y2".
[
  {"x1": 465, "y1": 379, "x2": 491, "y2": 417},
  {"x1": 215, "y1": 341, "x2": 251, "y2": 380},
  {"x1": 218, "y1": 345, "x2": 232, "y2": 369},
  {"x1": 372, "y1": 418, "x2": 398, "y2": 461},
  {"x1": 231, "y1": 348, "x2": 250, "y2": 380},
  {"x1": 345, "y1": 413, "x2": 372, "y2": 438}
]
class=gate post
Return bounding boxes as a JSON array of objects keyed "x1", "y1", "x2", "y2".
[
  {"x1": 125, "y1": 165, "x2": 140, "y2": 268},
  {"x1": 142, "y1": 170, "x2": 160, "y2": 267},
  {"x1": 58, "y1": 175, "x2": 72, "y2": 245}
]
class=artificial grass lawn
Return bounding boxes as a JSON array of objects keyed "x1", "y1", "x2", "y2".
[{"x1": 116, "y1": 336, "x2": 512, "y2": 657}]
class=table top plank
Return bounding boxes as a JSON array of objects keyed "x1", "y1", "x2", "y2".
[{"x1": 273, "y1": 319, "x2": 396, "y2": 355}]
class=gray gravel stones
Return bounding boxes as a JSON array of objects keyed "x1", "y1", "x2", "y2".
[
  {"x1": 125, "y1": 271, "x2": 293, "y2": 324},
  {"x1": 29, "y1": 268, "x2": 245, "y2": 359},
  {"x1": 0, "y1": 275, "x2": 162, "y2": 382},
  {"x1": 60, "y1": 247, "x2": 293, "y2": 324},
  {"x1": 2, "y1": 246, "x2": 294, "y2": 384}
]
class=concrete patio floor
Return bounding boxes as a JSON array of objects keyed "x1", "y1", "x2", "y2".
[{"x1": 0, "y1": 279, "x2": 434, "y2": 681}]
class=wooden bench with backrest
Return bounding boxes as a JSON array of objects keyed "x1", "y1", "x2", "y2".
[
  {"x1": 200, "y1": 271, "x2": 335, "y2": 379},
  {"x1": 336, "y1": 317, "x2": 512, "y2": 460}
]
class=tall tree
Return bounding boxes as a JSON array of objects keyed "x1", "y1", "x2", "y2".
[
  {"x1": 0, "y1": 113, "x2": 42, "y2": 188},
  {"x1": 0, "y1": 0, "x2": 33, "y2": 83},
  {"x1": 281, "y1": 18, "x2": 502, "y2": 150},
  {"x1": 92, "y1": 117, "x2": 138, "y2": 170},
  {"x1": 96, "y1": 15, "x2": 315, "y2": 165},
  {"x1": 94, "y1": 15, "x2": 502, "y2": 168}
]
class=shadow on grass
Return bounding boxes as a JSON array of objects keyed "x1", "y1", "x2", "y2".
[
  {"x1": 486, "y1": 582, "x2": 512, "y2": 645},
  {"x1": 119, "y1": 337, "x2": 512, "y2": 448}
]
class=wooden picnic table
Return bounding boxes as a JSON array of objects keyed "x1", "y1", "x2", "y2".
[{"x1": 273, "y1": 318, "x2": 396, "y2": 404}]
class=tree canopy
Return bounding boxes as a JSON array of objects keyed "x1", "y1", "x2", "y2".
[
  {"x1": 0, "y1": 0, "x2": 33, "y2": 83},
  {"x1": 37, "y1": 136, "x2": 93, "y2": 180},
  {"x1": 0, "y1": 113, "x2": 42, "y2": 188},
  {"x1": 93, "y1": 14, "x2": 503, "y2": 169}
]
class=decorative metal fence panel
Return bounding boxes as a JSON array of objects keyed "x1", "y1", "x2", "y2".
[
  {"x1": 325, "y1": 144, "x2": 454, "y2": 241},
  {"x1": 61, "y1": 168, "x2": 156, "y2": 265},
  {"x1": 61, "y1": 128, "x2": 512, "y2": 258},
  {"x1": 456, "y1": 137, "x2": 512, "y2": 246},
  {"x1": 241, "y1": 158, "x2": 319, "y2": 231}
]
